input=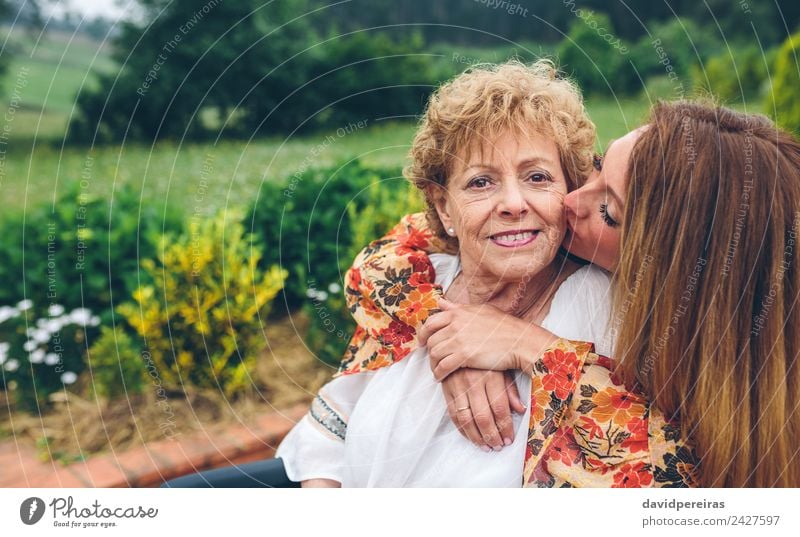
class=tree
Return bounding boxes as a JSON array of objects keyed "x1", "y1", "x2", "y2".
[
  {"x1": 69, "y1": 0, "x2": 437, "y2": 143},
  {"x1": 556, "y1": 12, "x2": 632, "y2": 96},
  {"x1": 70, "y1": 0, "x2": 319, "y2": 142},
  {"x1": 0, "y1": 0, "x2": 43, "y2": 88}
]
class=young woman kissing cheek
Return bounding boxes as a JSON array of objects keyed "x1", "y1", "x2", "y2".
[{"x1": 562, "y1": 127, "x2": 645, "y2": 271}]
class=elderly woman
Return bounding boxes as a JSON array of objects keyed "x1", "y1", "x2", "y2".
[
  {"x1": 342, "y1": 101, "x2": 800, "y2": 487},
  {"x1": 275, "y1": 60, "x2": 612, "y2": 487}
]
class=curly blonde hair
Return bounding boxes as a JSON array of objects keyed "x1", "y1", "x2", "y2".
[{"x1": 405, "y1": 59, "x2": 596, "y2": 248}]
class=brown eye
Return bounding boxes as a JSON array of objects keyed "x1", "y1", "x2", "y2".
[
  {"x1": 593, "y1": 153, "x2": 604, "y2": 171},
  {"x1": 468, "y1": 176, "x2": 492, "y2": 189},
  {"x1": 528, "y1": 172, "x2": 551, "y2": 183}
]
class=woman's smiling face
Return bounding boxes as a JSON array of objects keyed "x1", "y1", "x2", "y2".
[
  {"x1": 432, "y1": 129, "x2": 568, "y2": 283},
  {"x1": 562, "y1": 127, "x2": 644, "y2": 271}
]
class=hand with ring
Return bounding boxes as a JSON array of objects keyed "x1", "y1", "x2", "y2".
[{"x1": 441, "y1": 368, "x2": 526, "y2": 452}]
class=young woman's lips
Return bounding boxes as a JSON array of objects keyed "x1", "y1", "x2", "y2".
[{"x1": 489, "y1": 230, "x2": 539, "y2": 248}]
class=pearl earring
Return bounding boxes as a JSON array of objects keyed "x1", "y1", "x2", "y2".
[{"x1": 448, "y1": 227, "x2": 455, "y2": 235}]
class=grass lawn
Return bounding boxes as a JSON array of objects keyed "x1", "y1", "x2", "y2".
[
  {"x1": 0, "y1": 27, "x2": 665, "y2": 217},
  {"x1": 2, "y1": 27, "x2": 115, "y2": 140},
  {"x1": 0, "y1": 98, "x2": 652, "y2": 217}
]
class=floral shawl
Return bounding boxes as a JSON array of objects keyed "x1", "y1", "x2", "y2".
[{"x1": 334, "y1": 212, "x2": 699, "y2": 487}]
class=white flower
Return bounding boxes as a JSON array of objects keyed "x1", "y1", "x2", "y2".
[
  {"x1": 45, "y1": 353, "x2": 60, "y2": 366},
  {"x1": 0, "y1": 306, "x2": 20, "y2": 324},
  {"x1": 4, "y1": 359, "x2": 19, "y2": 372},
  {"x1": 89, "y1": 316, "x2": 101, "y2": 327},
  {"x1": 16, "y1": 299, "x2": 33, "y2": 311},
  {"x1": 45, "y1": 319, "x2": 62, "y2": 333},
  {"x1": 328, "y1": 282, "x2": 342, "y2": 294},
  {"x1": 60, "y1": 371, "x2": 78, "y2": 384},
  {"x1": 0, "y1": 342, "x2": 10, "y2": 354},
  {"x1": 23, "y1": 340, "x2": 38, "y2": 352},
  {"x1": 69, "y1": 308, "x2": 92, "y2": 325},
  {"x1": 317, "y1": 291, "x2": 329, "y2": 301},
  {"x1": 29, "y1": 349, "x2": 45, "y2": 364},
  {"x1": 32, "y1": 329, "x2": 51, "y2": 344},
  {"x1": 305, "y1": 288, "x2": 319, "y2": 299},
  {"x1": 48, "y1": 304, "x2": 65, "y2": 317}
]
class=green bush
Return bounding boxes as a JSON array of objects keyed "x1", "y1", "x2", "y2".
[
  {"x1": 247, "y1": 159, "x2": 407, "y2": 312},
  {"x1": 247, "y1": 158, "x2": 422, "y2": 365},
  {"x1": 0, "y1": 182, "x2": 181, "y2": 408},
  {"x1": 69, "y1": 0, "x2": 439, "y2": 142},
  {"x1": 85, "y1": 326, "x2": 147, "y2": 400},
  {"x1": 557, "y1": 12, "x2": 633, "y2": 96},
  {"x1": 693, "y1": 45, "x2": 773, "y2": 102},
  {"x1": 303, "y1": 178, "x2": 424, "y2": 365},
  {"x1": 641, "y1": 75, "x2": 680, "y2": 101},
  {"x1": 628, "y1": 18, "x2": 721, "y2": 98},
  {"x1": 117, "y1": 210, "x2": 287, "y2": 397},
  {"x1": 766, "y1": 32, "x2": 800, "y2": 133},
  {"x1": 267, "y1": 30, "x2": 437, "y2": 135},
  {"x1": 0, "y1": 181, "x2": 182, "y2": 324}
]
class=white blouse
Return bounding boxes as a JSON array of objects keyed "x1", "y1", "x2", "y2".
[{"x1": 276, "y1": 254, "x2": 613, "y2": 487}]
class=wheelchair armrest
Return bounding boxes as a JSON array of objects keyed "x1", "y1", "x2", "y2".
[{"x1": 160, "y1": 457, "x2": 301, "y2": 488}]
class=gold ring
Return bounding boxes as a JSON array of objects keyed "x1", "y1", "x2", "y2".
[{"x1": 456, "y1": 405, "x2": 471, "y2": 411}]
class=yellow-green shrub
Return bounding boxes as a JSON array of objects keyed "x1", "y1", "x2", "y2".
[
  {"x1": 693, "y1": 45, "x2": 772, "y2": 103},
  {"x1": 86, "y1": 326, "x2": 146, "y2": 399},
  {"x1": 118, "y1": 210, "x2": 287, "y2": 396},
  {"x1": 766, "y1": 32, "x2": 800, "y2": 133}
]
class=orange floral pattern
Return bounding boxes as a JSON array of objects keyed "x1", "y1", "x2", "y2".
[
  {"x1": 337, "y1": 213, "x2": 699, "y2": 487},
  {"x1": 612, "y1": 462, "x2": 654, "y2": 488},
  {"x1": 335, "y1": 213, "x2": 447, "y2": 377},
  {"x1": 589, "y1": 387, "x2": 647, "y2": 427}
]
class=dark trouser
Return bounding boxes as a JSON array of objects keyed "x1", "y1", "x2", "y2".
[{"x1": 160, "y1": 457, "x2": 300, "y2": 488}]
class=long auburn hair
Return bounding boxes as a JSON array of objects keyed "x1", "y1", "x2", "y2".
[{"x1": 614, "y1": 101, "x2": 800, "y2": 487}]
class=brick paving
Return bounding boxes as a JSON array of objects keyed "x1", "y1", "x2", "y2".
[{"x1": 0, "y1": 404, "x2": 307, "y2": 487}]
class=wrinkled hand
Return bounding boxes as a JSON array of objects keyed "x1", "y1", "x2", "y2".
[
  {"x1": 420, "y1": 299, "x2": 538, "y2": 381},
  {"x1": 441, "y1": 368, "x2": 526, "y2": 451}
]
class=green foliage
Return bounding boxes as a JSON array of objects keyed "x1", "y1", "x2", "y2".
[
  {"x1": 246, "y1": 159, "x2": 407, "y2": 311},
  {"x1": 766, "y1": 32, "x2": 800, "y2": 134},
  {"x1": 641, "y1": 75, "x2": 679, "y2": 101},
  {"x1": 556, "y1": 12, "x2": 633, "y2": 96},
  {"x1": 303, "y1": 280, "x2": 352, "y2": 368},
  {"x1": 246, "y1": 157, "x2": 422, "y2": 364},
  {"x1": 629, "y1": 18, "x2": 721, "y2": 98},
  {"x1": 0, "y1": 180, "x2": 182, "y2": 323},
  {"x1": 69, "y1": 0, "x2": 316, "y2": 142},
  {"x1": 0, "y1": 181, "x2": 181, "y2": 407},
  {"x1": 302, "y1": 30, "x2": 436, "y2": 131},
  {"x1": 117, "y1": 210, "x2": 287, "y2": 397},
  {"x1": 68, "y1": 0, "x2": 438, "y2": 142},
  {"x1": 304, "y1": 178, "x2": 424, "y2": 366},
  {"x1": 693, "y1": 45, "x2": 774, "y2": 102},
  {"x1": 85, "y1": 326, "x2": 146, "y2": 400}
]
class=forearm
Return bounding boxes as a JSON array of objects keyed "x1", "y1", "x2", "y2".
[
  {"x1": 301, "y1": 478, "x2": 341, "y2": 488},
  {"x1": 515, "y1": 324, "x2": 562, "y2": 373}
]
